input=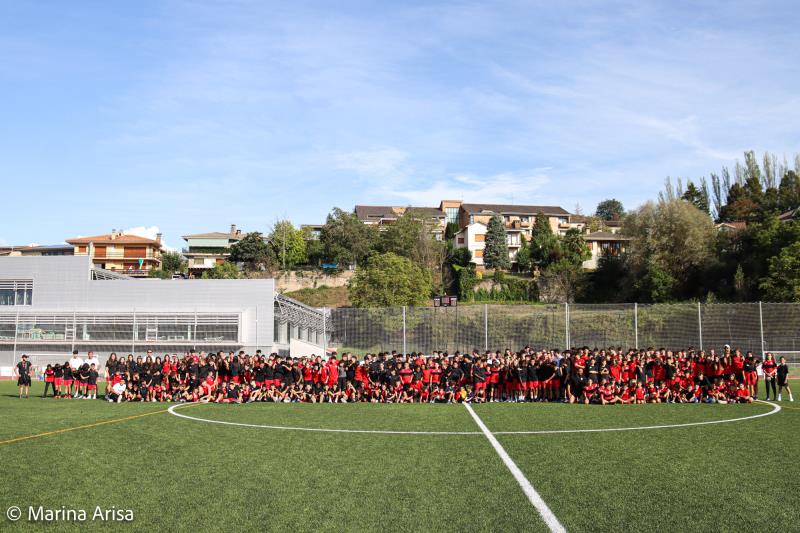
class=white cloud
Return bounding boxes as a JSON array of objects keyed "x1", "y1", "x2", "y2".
[
  {"x1": 380, "y1": 170, "x2": 551, "y2": 206},
  {"x1": 123, "y1": 226, "x2": 177, "y2": 252}
]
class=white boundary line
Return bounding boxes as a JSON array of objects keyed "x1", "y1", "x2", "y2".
[
  {"x1": 167, "y1": 404, "x2": 480, "y2": 435},
  {"x1": 168, "y1": 401, "x2": 781, "y2": 436},
  {"x1": 464, "y1": 403, "x2": 566, "y2": 533},
  {"x1": 493, "y1": 400, "x2": 781, "y2": 434}
]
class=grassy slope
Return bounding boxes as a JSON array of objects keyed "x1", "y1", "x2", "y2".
[
  {"x1": 1, "y1": 382, "x2": 798, "y2": 532},
  {"x1": 284, "y1": 285, "x2": 350, "y2": 308}
]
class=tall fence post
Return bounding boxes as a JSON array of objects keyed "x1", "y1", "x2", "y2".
[
  {"x1": 484, "y1": 304, "x2": 488, "y2": 351},
  {"x1": 565, "y1": 303, "x2": 570, "y2": 348},
  {"x1": 634, "y1": 303, "x2": 638, "y2": 350},
  {"x1": 132, "y1": 307, "x2": 137, "y2": 355},
  {"x1": 758, "y1": 301, "x2": 765, "y2": 357},
  {"x1": 322, "y1": 307, "x2": 327, "y2": 352},
  {"x1": 12, "y1": 309, "x2": 19, "y2": 365},
  {"x1": 402, "y1": 306, "x2": 407, "y2": 356},
  {"x1": 697, "y1": 302, "x2": 703, "y2": 352}
]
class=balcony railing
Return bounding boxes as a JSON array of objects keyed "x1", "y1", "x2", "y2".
[{"x1": 76, "y1": 250, "x2": 159, "y2": 260}]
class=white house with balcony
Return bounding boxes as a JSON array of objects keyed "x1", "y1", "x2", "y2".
[{"x1": 182, "y1": 224, "x2": 243, "y2": 276}]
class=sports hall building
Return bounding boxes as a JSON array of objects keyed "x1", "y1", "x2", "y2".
[{"x1": 0, "y1": 256, "x2": 327, "y2": 375}]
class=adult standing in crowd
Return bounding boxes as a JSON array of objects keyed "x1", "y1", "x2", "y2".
[
  {"x1": 15, "y1": 354, "x2": 32, "y2": 399},
  {"x1": 776, "y1": 356, "x2": 793, "y2": 402}
]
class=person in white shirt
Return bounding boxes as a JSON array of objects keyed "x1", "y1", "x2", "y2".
[
  {"x1": 84, "y1": 351, "x2": 101, "y2": 374},
  {"x1": 69, "y1": 350, "x2": 84, "y2": 398},
  {"x1": 108, "y1": 380, "x2": 126, "y2": 403}
]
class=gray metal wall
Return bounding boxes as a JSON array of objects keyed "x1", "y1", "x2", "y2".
[{"x1": 0, "y1": 256, "x2": 275, "y2": 369}]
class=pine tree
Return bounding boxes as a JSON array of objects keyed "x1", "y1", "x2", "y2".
[
  {"x1": 483, "y1": 215, "x2": 510, "y2": 270},
  {"x1": 530, "y1": 212, "x2": 559, "y2": 270}
]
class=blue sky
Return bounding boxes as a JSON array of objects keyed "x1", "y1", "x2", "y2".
[{"x1": 1, "y1": 1, "x2": 798, "y2": 249}]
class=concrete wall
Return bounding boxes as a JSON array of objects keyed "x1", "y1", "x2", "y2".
[{"x1": 274, "y1": 270, "x2": 354, "y2": 292}]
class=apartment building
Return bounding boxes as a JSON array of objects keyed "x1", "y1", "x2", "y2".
[
  {"x1": 66, "y1": 230, "x2": 163, "y2": 277},
  {"x1": 182, "y1": 224, "x2": 243, "y2": 277},
  {"x1": 452, "y1": 203, "x2": 579, "y2": 266}
]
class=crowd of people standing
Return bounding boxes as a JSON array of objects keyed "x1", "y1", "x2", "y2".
[{"x1": 15, "y1": 345, "x2": 794, "y2": 404}]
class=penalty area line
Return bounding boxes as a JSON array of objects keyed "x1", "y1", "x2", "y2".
[{"x1": 464, "y1": 403, "x2": 567, "y2": 533}]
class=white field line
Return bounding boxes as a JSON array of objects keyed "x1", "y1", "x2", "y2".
[
  {"x1": 492, "y1": 400, "x2": 781, "y2": 434},
  {"x1": 167, "y1": 404, "x2": 480, "y2": 435},
  {"x1": 464, "y1": 403, "x2": 566, "y2": 533},
  {"x1": 167, "y1": 401, "x2": 781, "y2": 436}
]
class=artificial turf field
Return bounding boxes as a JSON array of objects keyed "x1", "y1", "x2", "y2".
[{"x1": 1, "y1": 381, "x2": 798, "y2": 532}]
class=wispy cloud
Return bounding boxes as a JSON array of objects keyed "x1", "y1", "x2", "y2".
[{"x1": 377, "y1": 170, "x2": 550, "y2": 206}]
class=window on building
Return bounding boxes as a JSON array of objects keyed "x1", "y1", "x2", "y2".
[
  {"x1": 0, "y1": 280, "x2": 33, "y2": 306},
  {"x1": 445, "y1": 207, "x2": 459, "y2": 225},
  {"x1": 475, "y1": 234, "x2": 486, "y2": 242},
  {"x1": 474, "y1": 250, "x2": 484, "y2": 258},
  {"x1": 457, "y1": 237, "x2": 465, "y2": 244}
]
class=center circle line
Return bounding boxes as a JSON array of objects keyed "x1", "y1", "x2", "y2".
[{"x1": 167, "y1": 400, "x2": 780, "y2": 436}]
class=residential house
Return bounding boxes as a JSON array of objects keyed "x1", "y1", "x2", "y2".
[
  {"x1": 582, "y1": 231, "x2": 630, "y2": 269},
  {"x1": 182, "y1": 224, "x2": 243, "y2": 277},
  {"x1": 0, "y1": 244, "x2": 73, "y2": 257},
  {"x1": 354, "y1": 205, "x2": 447, "y2": 239},
  {"x1": 66, "y1": 230, "x2": 163, "y2": 277},
  {"x1": 715, "y1": 221, "x2": 747, "y2": 234},
  {"x1": 778, "y1": 207, "x2": 799, "y2": 223}
]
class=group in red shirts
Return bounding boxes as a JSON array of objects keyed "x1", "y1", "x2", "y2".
[{"x1": 53, "y1": 344, "x2": 792, "y2": 404}]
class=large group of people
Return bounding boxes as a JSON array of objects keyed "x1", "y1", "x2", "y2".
[{"x1": 16, "y1": 345, "x2": 794, "y2": 404}]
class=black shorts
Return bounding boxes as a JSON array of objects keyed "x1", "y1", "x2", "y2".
[{"x1": 18, "y1": 375, "x2": 31, "y2": 386}]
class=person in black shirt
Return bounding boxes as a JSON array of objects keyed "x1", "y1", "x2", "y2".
[
  {"x1": 86, "y1": 364, "x2": 99, "y2": 400},
  {"x1": 16, "y1": 354, "x2": 32, "y2": 398},
  {"x1": 777, "y1": 356, "x2": 793, "y2": 402}
]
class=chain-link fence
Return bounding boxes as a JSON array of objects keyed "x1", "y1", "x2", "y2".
[{"x1": 328, "y1": 302, "x2": 800, "y2": 366}]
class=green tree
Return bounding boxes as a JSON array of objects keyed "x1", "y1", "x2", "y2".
[
  {"x1": 681, "y1": 181, "x2": 709, "y2": 214},
  {"x1": 483, "y1": 215, "x2": 510, "y2": 270},
  {"x1": 560, "y1": 228, "x2": 590, "y2": 266},
  {"x1": 229, "y1": 232, "x2": 273, "y2": 272},
  {"x1": 269, "y1": 220, "x2": 307, "y2": 270},
  {"x1": 515, "y1": 234, "x2": 532, "y2": 273},
  {"x1": 450, "y1": 247, "x2": 472, "y2": 267},
  {"x1": 538, "y1": 259, "x2": 585, "y2": 303},
  {"x1": 161, "y1": 251, "x2": 185, "y2": 274},
  {"x1": 595, "y1": 199, "x2": 625, "y2": 220},
  {"x1": 778, "y1": 170, "x2": 800, "y2": 211},
  {"x1": 624, "y1": 199, "x2": 716, "y2": 300},
  {"x1": 320, "y1": 207, "x2": 378, "y2": 267},
  {"x1": 348, "y1": 252, "x2": 432, "y2": 307},
  {"x1": 202, "y1": 262, "x2": 241, "y2": 279},
  {"x1": 759, "y1": 242, "x2": 800, "y2": 301},
  {"x1": 530, "y1": 212, "x2": 559, "y2": 269}
]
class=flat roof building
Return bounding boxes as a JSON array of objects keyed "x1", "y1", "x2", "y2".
[{"x1": 0, "y1": 256, "x2": 326, "y2": 373}]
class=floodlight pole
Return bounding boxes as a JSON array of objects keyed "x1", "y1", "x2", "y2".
[
  {"x1": 402, "y1": 306, "x2": 407, "y2": 356},
  {"x1": 484, "y1": 304, "x2": 488, "y2": 351},
  {"x1": 322, "y1": 307, "x2": 327, "y2": 352},
  {"x1": 758, "y1": 301, "x2": 765, "y2": 357},
  {"x1": 697, "y1": 302, "x2": 703, "y2": 352}
]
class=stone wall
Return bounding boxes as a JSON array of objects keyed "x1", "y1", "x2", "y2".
[{"x1": 274, "y1": 270, "x2": 355, "y2": 292}]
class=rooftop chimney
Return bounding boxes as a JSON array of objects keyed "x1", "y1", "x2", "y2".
[
  {"x1": 156, "y1": 233, "x2": 162, "y2": 243},
  {"x1": 230, "y1": 224, "x2": 237, "y2": 235}
]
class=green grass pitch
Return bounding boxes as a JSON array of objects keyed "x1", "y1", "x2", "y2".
[{"x1": 1, "y1": 381, "x2": 798, "y2": 532}]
